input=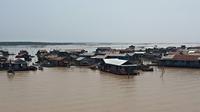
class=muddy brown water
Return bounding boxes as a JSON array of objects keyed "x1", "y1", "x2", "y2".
[{"x1": 0, "y1": 67, "x2": 200, "y2": 112}]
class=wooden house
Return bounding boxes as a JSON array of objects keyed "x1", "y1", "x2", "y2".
[
  {"x1": 160, "y1": 54, "x2": 200, "y2": 68},
  {"x1": 99, "y1": 59, "x2": 139, "y2": 75}
]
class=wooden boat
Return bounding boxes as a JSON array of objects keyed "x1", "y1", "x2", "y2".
[
  {"x1": 38, "y1": 65, "x2": 44, "y2": 71},
  {"x1": 141, "y1": 65, "x2": 154, "y2": 71},
  {"x1": 7, "y1": 69, "x2": 15, "y2": 74},
  {"x1": 90, "y1": 65, "x2": 98, "y2": 70},
  {"x1": 141, "y1": 67, "x2": 153, "y2": 71}
]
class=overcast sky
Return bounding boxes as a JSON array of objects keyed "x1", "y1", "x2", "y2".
[{"x1": 0, "y1": 0, "x2": 200, "y2": 43}]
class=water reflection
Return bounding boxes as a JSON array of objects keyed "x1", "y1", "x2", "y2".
[
  {"x1": 7, "y1": 73, "x2": 15, "y2": 80},
  {"x1": 99, "y1": 71, "x2": 135, "y2": 79}
]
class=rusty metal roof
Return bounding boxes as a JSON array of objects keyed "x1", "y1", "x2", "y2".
[
  {"x1": 45, "y1": 55, "x2": 65, "y2": 61},
  {"x1": 162, "y1": 54, "x2": 200, "y2": 61},
  {"x1": 173, "y1": 54, "x2": 200, "y2": 61}
]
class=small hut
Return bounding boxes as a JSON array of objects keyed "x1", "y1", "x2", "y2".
[
  {"x1": 42, "y1": 55, "x2": 69, "y2": 67},
  {"x1": 12, "y1": 59, "x2": 28, "y2": 70},
  {"x1": 99, "y1": 58, "x2": 138, "y2": 75},
  {"x1": 75, "y1": 57, "x2": 94, "y2": 66},
  {"x1": 0, "y1": 56, "x2": 8, "y2": 70}
]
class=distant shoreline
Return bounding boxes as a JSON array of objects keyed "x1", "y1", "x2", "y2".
[
  {"x1": 0, "y1": 42, "x2": 114, "y2": 46},
  {"x1": 0, "y1": 42, "x2": 199, "y2": 46}
]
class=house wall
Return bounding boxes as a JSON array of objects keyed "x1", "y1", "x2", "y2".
[
  {"x1": 128, "y1": 55, "x2": 143, "y2": 64},
  {"x1": 99, "y1": 63, "x2": 136, "y2": 75}
]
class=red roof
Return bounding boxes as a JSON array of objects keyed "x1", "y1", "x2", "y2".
[{"x1": 173, "y1": 54, "x2": 200, "y2": 61}]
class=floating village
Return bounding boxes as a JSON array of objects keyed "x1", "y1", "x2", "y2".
[{"x1": 1, "y1": 45, "x2": 200, "y2": 75}]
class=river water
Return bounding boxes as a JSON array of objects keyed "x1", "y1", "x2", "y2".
[
  {"x1": 0, "y1": 44, "x2": 200, "y2": 112},
  {"x1": 0, "y1": 67, "x2": 200, "y2": 112}
]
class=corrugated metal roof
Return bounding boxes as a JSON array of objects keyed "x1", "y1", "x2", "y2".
[
  {"x1": 76, "y1": 57, "x2": 85, "y2": 61},
  {"x1": 91, "y1": 55, "x2": 107, "y2": 59},
  {"x1": 127, "y1": 53, "x2": 134, "y2": 56},
  {"x1": 162, "y1": 54, "x2": 200, "y2": 61},
  {"x1": 173, "y1": 54, "x2": 200, "y2": 61},
  {"x1": 80, "y1": 53, "x2": 95, "y2": 57},
  {"x1": 134, "y1": 52, "x2": 146, "y2": 54},
  {"x1": 127, "y1": 52, "x2": 145, "y2": 56},
  {"x1": 107, "y1": 53, "x2": 127, "y2": 57},
  {"x1": 103, "y1": 59, "x2": 128, "y2": 65},
  {"x1": 45, "y1": 55, "x2": 65, "y2": 61},
  {"x1": 65, "y1": 49, "x2": 86, "y2": 53},
  {"x1": 14, "y1": 59, "x2": 27, "y2": 64},
  {"x1": 161, "y1": 55, "x2": 175, "y2": 60}
]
